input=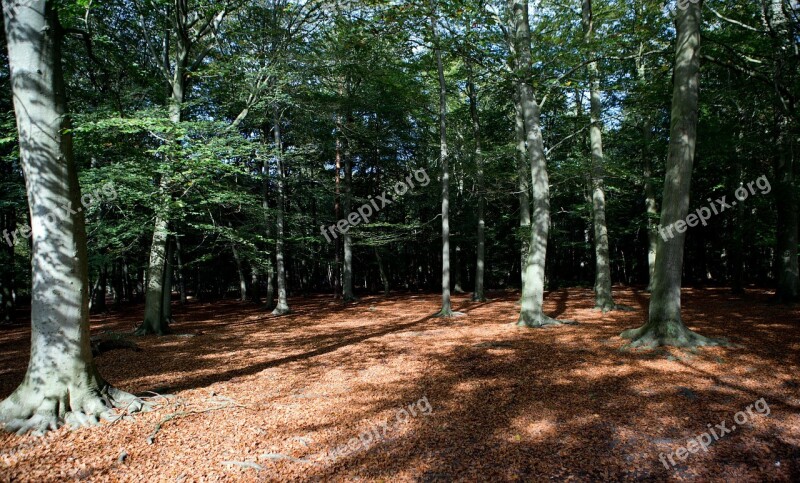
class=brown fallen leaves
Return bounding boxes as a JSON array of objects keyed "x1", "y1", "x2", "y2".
[{"x1": 0, "y1": 287, "x2": 798, "y2": 481}]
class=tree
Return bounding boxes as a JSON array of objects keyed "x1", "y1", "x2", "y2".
[
  {"x1": 621, "y1": 0, "x2": 723, "y2": 348},
  {"x1": 136, "y1": 0, "x2": 228, "y2": 335},
  {"x1": 431, "y1": 3, "x2": 454, "y2": 318},
  {"x1": 0, "y1": 0, "x2": 144, "y2": 434},
  {"x1": 271, "y1": 109, "x2": 291, "y2": 315},
  {"x1": 511, "y1": 0, "x2": 569, "y2": 327}
]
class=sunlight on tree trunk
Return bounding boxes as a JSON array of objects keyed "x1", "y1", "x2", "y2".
[
  {"x1": 621, "y1": 0, "x2": 725, "y2": 348},
  {"x1": 0, "y1": 0, "x2": 145, "y2": 434},
  {"x1": 511, "y1": 0, "x2": 569, "y2": 328}
]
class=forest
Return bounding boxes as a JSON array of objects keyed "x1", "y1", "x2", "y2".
[{"x1": 0, "y1": 0, "x2": 799, "y2": 480}]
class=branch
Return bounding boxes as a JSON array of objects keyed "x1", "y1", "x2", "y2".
[
  {"x1": 134, "y1": 7, "x2": 171, "y2": 84},
  {"x1": 706, "y1": 5, "x2": 763, "y2": 32}
]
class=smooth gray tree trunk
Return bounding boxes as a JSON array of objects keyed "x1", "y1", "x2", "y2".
[
  {"x1": 621, "y1": 0, "x2": 722, "y2": 348},
  {"x1": 431, "y1": 9, "x2": 453, "y2": 317},
  {"x1": 468, "y1": 65, "x2": 486, "y2": 302},
  {"x1": 582, "y1": 0, "x2": 617, "y2": 311},
  {"x1": 342, "y1": 141, "x2": 355, "y2": 301},
  {"x1": 514, "y1": 88, "x2": 531, "y2": 292},
  {"x1": 0, "y1": 1, "x2": 142, "y2": 434},
  {"x1": 510, "y1": 0, "x2": 565, "y2": 327},
  {"x1": 272, "y1": 112, "x2": 290, "y2": 315}
]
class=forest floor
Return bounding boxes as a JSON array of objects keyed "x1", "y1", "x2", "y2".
[{"x1": 0, "y1": 287, "x2": 799, "y2": 482}]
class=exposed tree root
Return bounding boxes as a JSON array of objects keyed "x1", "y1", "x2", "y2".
[
  {"x1": 594, "y1": 303, "x2": 636, "y2": 313},
  {"x1": 620, "y1": 319, "x2": 729, "y2": 349},
  {"x1": 0, "y1": 384, "x2": 149, "y2": 436},
  {"x1": 517, "y1": 313, "x2": 579, "y2": 328},
  {"x1": 146, "y1": 396, "x2": 249, "y2": 444},
  {"x1": 435, "y1": 308, "x2": 465, "y2": 318},
  {"x1": 134, "y1": 322, "x2": 171, "y2": 336}
]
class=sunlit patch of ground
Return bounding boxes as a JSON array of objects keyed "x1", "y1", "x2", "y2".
[{"x1": 1, "y1": 287, "x2": 798, "y2": 481}]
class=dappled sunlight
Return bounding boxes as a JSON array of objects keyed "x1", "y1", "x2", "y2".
[{"x1": 1, "y1": 287, "x2": 798, "y2": 480}]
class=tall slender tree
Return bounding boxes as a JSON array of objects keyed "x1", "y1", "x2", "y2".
[
  {"x1": 431, "y1": 3, "x2": 453, "y2": 317},
  {"x1": 621, "y1": 0, "x2": 723, "y2": 347},
  {"x1": 511, "y1": 0, "x2": 568, "y2": 327}
]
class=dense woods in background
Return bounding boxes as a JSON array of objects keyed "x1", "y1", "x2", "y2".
[
  {"x1": 2, "y1": 0, "x2": 798, "y2": 325},
  {"x1": 0, "y1": 0, "x2": 797, "y2": 445}
]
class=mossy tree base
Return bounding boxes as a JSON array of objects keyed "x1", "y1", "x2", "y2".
[{"x1": 620, "y1": 319, "x2": 728, "y2": 349}]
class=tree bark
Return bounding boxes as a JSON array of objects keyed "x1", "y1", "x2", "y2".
[
  {"x1": 272, "y1": 111, "x2": 290, "y2": 315},
  {"x1": 774, "y1": 112, "x2": 798, "y2": 302},
  {"x1": 582, "y1": 0, "x2": 617, "y2": 311},
  {"x1": 0, "y1": 1, "x2": 143, "y2": 433},
  {"x1": 621, "y1": 0, "x2": 723, "y2": 348},
  {"x1": 468, "y1": 64, "x2": 487, "y2": 302},
  {"x1": 342, "y1": 129, "x2": 355, "y2": 301},
  {"x1": 431, "y1": 7, "x2": 453, "y2": 317},
  {"x1": 231, "y1": 240, "x2": 247, "y2": 302},
  {"x1": 510, "y1": 0, "x2": 563, "y2": 327}
]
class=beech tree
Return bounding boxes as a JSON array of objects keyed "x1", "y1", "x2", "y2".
[
  {"x1": 621, "y1": 0, "x2": 723, "y2": 348},
  {"x1": 0, "y1": 0, "x2": 144, "y2": 434}
]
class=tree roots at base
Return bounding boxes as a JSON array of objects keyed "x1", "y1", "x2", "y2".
[
  {"x1": 594, "y1": 303, "x2": 636, "y2": 313},
  {"x1": 0, "y1": 385, "x2": 149, "y2": 436},
  {"x1": 620, "y1": 320, "x2": 729, "y2": 349},
  {"x1": 517, "y1": 313, "x2": 579, "y2": 328}
]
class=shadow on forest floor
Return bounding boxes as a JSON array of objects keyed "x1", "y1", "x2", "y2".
[{"x1": 1, "y1": 286, "x2": 798, "y2": 481}]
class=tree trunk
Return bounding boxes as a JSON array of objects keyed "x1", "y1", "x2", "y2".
[
  {"x1": 582, "y1": 0, "x2": 616, "y2": 311},
  {"x1": 342, "y1": 134, "x2": 355, "y2": 301},
  {"x1": 774, "y1": 113, "x2": 798, "y2": 303},
  {"x1": 272, "y1": 111, "x2": 291, "y2": 315},
  {"x1": 91, "y1": 265, "x2": 108, "y2": 314},
  {"x1": 260, "y1": 132, "x2": 276, "y2": 311},
  {"x1": 468, "y1": 67, "x2": 487, "y2": 302},
  {"x1": 636, "y1": 48, "x2": 659, "y2": 292},
  {"x1": 139, "y1": 8, "x2": 191, "y2": 335},
  {"x1": 507, "y1": 5, "x2": 531, "y2": 295},
  {"x1": 0, "y1": 1, "x2": 143, "y2": 433},
  {"x1": 431, "y1": 8, "x2": 453, "y2": 317},
  {"x1": 511, "y1": 0, "x2": 563, "y2": 327},
  {"x1": 174, "y1": 234, "x2": 187, "y2": 304},
  {"x1": 160, "y1": 236, "x2": 174, "y2": 324},
  {"x1": 137, "y1": 215, "x2": 171, "y2": 335},
  {"x1": 375, "y1": 248, "x2": 390, "y2": 296},
  {"x1": 333, "y1": 130, "x2": 343, "y2": 299},
  {"x1": 0, "y1": 206, "x2": 15, "y2": 324},
  {"x1": 621, "y1": 0, "x2": 722, "y2": 348},
  {"x1": 231, "y1": 240, "x2": 247, "y2": 302},
  {"x1": 514, "y1": 88, "x2": 531, "y2": 293}
]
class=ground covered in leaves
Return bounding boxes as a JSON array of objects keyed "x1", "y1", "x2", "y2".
[{"x1": 1, "y1": 287, "x2": 799, "y2": 481}]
